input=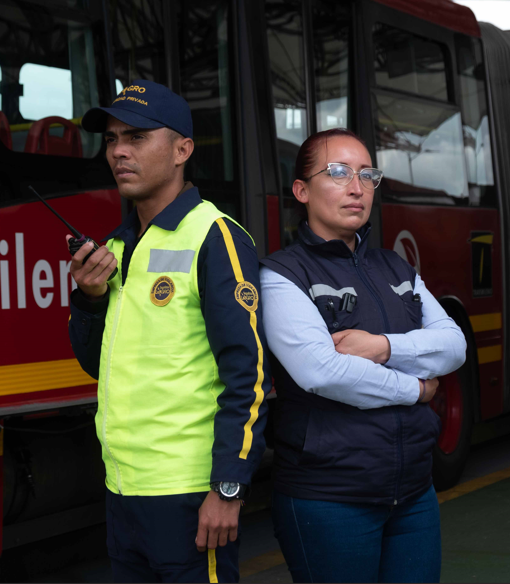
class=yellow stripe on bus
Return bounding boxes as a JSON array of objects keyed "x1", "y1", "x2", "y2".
[
  {"x1": 470, "y1": 313, "x2": 502, "y2": 333},
  {"x1": 477, "y1": 345, "x2": 502, "y2": 365},
  {"x1": 0, "y1": 359, "x2": 96, "y2": 396},
  {"x1": 470, "y1": 234, "x2": 493, "y2": 245},
  {"x1": 215, "y1": 218, "x2": 265, "y2": 461}
]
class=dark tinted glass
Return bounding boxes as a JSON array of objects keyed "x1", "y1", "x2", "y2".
[
  {"x1": 374, "y1": 93, "x2": 468, "y2": 204},
  {"x1": 314, "y1": 0, "x2": 350, "y2": 132},
  {"x1": 179, "y1": 0, "x2": 237, "y2": 200},
  {"x1": 373, "y1": 23, "x2": 449, "y2": 102},
  {"x1": 456, "y1": 35, "x2": 496, "y2": 207},
  {"x1": 266, "y1": 0, "x2": 307, "y2": 150},
  {"x1": 109, "y1": 0, "x2": 167, "y2": 87},
  {"x1": 266, "y1": 0, "x2": 307, "y2": 244}
]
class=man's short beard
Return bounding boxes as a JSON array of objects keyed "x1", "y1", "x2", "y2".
[{"x1": 117, "y1": 186, "x2": 151, "y2": 201}]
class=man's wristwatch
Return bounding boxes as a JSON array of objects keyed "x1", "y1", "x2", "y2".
[{"x1": 210, "y1": 482, "x2": 247, "y2": 502}]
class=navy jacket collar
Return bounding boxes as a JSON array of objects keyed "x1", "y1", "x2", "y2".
[
  {"x1": 103, "y1": 185, "x2": 202, "y2": 241},
  {"x1": 297, "y1": 220, "x2": 371, "y2": 259}
]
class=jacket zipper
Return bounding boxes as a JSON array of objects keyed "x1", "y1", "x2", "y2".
[
  {"x1": 352, "y1": 251, "x2": 403, "y2": 504},
  {"x1": 352, "y1": 252, "x2": 390, "y2": 333},
  {"x1": 102, "y1": 284, "x2": 124, "y2": 494}
]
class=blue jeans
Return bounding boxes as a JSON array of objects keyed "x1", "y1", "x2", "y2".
[{"x1": 272, "y1": 486, "x2": 441, "y2": 583}]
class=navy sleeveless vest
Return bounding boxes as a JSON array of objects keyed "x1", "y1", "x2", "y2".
[{"x1": 261, "y1": 221, "x2": 441, "y2": 505}]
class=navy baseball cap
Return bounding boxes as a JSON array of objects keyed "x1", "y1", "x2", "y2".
[{"x1": 82, "y1": 79, "x2": 193, "y2": 139}]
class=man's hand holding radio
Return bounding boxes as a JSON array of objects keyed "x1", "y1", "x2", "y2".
[{"x1": 66, "y1": 235, "x2": 117, "y2": 301}]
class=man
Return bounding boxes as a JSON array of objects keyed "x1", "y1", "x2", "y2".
[{"x1": 68, "y1": 80, "x2": 271, "y2": 583}]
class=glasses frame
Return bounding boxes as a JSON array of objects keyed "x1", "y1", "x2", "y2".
[{"x1": 306, "y1": 163, "x2": 384, "y2": 189}]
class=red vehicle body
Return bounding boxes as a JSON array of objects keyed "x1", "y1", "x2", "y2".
[
  {"x1": 1, "y1": 192, "x2": 120, "y2": 412},
  {"x1": 0, "y1": 0, "x2": 509, "y2": 559}
]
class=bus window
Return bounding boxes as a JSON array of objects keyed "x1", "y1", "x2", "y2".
[
  {"x1": 20, "y1": 64, "x2": 72, "y2": 120},
  {"x1": 372, "y1": 23, "x2": 469, "y2": 205},
  {"x1": 266, "y1": 0, "x2": 307, "y2": 157},
  {"x1": 314, "y1": 0, "x2": 350, "y2": 132},
  {"x1": 0, "y1": 2, "x2": 102, "y2": 158},
  {"x1": 373, "y1": 23, "x2": 449, "y2": 102},
  {"x1": 109, "y1": 0, "x2": 167, "y2": 87},
  {"x1": 266, "y1": 0, "x2": 307, "y2": 243},
  {"x1": 374, "y1": 93, "x2": 468, "y2": 204},
  {"x1": 179, "y1": 0, "x2": 237, "y2": 195},
  {"x1": 266, "y1": 0, "x2": 352, "y2": 243},
  {"x1": 266, "y1": 0, "x2": 307, "y2": 151},
  {"x1": 110, "y1": 0, "x2": 240, "y2": 217},
  {"x1": 455, "y1": 35, "x2": 496, "y2": 207}
]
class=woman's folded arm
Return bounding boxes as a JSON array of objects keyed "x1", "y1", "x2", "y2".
[
  {"x1": 384, "y1": 275, "x2": 467, "y2": 378},
  {"x1": 260, "y1": 267, "x2": 420, "y2": 409}
]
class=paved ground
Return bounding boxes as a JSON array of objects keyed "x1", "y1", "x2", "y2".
[{"x1": 9, "y1": 433, "x2": 510, "y2": 583}]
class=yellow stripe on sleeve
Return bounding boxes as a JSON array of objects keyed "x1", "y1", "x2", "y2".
[
  {"x1": 215, "y1": 218, "x2": 265, "y2": 460},
  {"x1": 208, "y1": 549, "x2": 218, "y2": 583},
  {"x1": 240, "y1": 312, "x2": 266, "y2": 459},
  {"x1": 216, "y1": 218, "x2": 244, "y2": 283}
]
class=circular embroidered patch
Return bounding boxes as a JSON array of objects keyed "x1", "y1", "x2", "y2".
[
  {"x1": 235, "y1": 281, "x2": 259, "y2": 312},
  {"x1": 150, "y1": 276, "x2": 175, "y2": 307}
]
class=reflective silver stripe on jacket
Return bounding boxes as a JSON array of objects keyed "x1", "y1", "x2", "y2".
[
  {"x1": 390, "y1": 281, "x2": 413, "y2": 296},
  {"x1": 309, "y1": 284, "x2": 357, "y2": 301},
  {"x1": 147, "y1": 249, "x2": 196, "y2": 273}
]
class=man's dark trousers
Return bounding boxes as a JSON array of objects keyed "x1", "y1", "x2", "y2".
[{"x1": 106, "y1": 489, "x2": 240, "y2": 583}]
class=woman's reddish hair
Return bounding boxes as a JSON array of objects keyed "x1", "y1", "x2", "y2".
[{"x1": 294, "y1": 128, "x2": 367, "y2": 181}]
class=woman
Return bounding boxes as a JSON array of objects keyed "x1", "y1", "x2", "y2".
[{"x1": 260, "y1": 128, "x2": 466, "y2": 583}]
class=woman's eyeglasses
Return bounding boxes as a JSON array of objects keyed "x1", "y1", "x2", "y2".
[{"x1": 306, "y1": 163, "x2": 384, "y2": 190}]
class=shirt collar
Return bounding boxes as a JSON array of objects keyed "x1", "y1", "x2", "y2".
[
  {"x1": 298, "y1": 220, "x2": 371, "y2": 258},
  {"x1": 102, "y1": 183, "x2": 202, "y2": 241}
]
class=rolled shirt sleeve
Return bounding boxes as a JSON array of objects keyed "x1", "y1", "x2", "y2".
[
  {"x1": 199, "y1": 220, "x2": 272, "y2": 485},
  {"x1": 384, "y1": 274, "x2": 467, "y2": 379},
  {"x1": 260, "y1": 267, "x2": 420, "y2": 409}
]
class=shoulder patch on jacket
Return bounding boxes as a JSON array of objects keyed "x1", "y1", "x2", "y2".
[{"x1": 235, "y1": 281, "x2": 259, "y2": 312}]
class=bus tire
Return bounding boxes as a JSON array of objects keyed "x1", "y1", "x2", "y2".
[{"x1": 431, "y1": 357, "x2": 473, "y2": 491}]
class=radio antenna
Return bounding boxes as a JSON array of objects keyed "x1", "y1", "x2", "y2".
[{"x1": 28, "y1": 186, "x2": 83, "y2": 238}]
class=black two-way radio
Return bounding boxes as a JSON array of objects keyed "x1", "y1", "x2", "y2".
[{"x1": 29, "y1": 186, "x2": 118, "y2": 281}]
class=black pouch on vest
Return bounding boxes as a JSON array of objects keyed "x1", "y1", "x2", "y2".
[{"x1": 321, "y1": 296, "x2": 360, "y2": 333}]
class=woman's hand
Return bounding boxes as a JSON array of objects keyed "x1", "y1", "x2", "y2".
[
  {"x1": 332, "y1": 329, "x2": 391, "y2": 364},
  {"x1": 418, "y1": 378, "x2": 439, "y2": 403}
]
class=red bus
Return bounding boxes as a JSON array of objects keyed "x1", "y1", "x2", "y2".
[{"x1": 0, "y1": 0, "x2": 509, "y2": 555}]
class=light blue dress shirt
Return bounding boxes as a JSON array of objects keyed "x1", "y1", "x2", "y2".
[{"x1": 260, "y1": 266, "x2": 467, "y2": 410}]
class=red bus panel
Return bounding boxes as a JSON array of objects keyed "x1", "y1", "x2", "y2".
[
  {"x1": 0, "y1": 190, "x2": 121, "y2": 413},
  {"x1": 372, "y1": 0, "x2": 480, "y2": 38},
  {"x1": 382, "y1": 203, "x2": 503, "y2": 420}
]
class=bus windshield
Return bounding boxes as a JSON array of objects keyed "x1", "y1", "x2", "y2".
[{"x1": 0, "y1": 2, "x2": 103, "y2": 158}]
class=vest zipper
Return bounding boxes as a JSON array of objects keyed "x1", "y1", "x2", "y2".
[
  {"x1": 102, "y1": 284, "x2": 124, "y2": 495},
  {"x1": 352, "y1": 252, "x2": 390, "y2": 333},
  {"x1": 352, "y1": 251, "x2": 402, "y2": 504}
]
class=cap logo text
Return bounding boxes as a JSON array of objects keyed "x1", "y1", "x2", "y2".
[{"x1": 121, "y1": 85, "x2": 146, "y2": 95}]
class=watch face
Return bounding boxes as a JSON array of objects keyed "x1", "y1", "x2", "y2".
[{"x1": 219, "y1": 482, "x2": 240, "y2": 497}]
